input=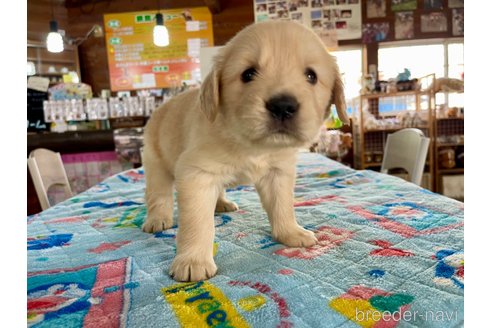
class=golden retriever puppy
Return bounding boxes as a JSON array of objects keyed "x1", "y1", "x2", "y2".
[{"x1": 142, "y1": 20, "x2": 348, "y2": 282}]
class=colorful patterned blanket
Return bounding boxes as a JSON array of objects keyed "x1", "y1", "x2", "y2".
[{"x1": 27, "y1": 153, "x2": 464, "y2": 327}]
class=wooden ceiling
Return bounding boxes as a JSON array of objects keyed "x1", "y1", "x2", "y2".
[{"x1": 64, "y1": 0, "x2": 222, "y2": 14}]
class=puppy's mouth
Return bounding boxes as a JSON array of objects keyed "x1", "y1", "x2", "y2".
[
  {"x1": 263, "y1": 120, "x2": 308, "y2": 145},
  {"x1": 269, "y1": 121, "x2": 297, "y2": 136}
]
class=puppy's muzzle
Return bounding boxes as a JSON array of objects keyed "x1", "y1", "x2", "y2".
[{"x1": 265, "y1": 94, "x2": 299, "y2": 121}]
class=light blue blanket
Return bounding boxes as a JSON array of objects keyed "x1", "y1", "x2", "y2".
[{"x1": 27, "y1": 153, "x2": 464, "y2": 327}]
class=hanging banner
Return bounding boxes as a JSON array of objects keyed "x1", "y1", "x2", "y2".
[
  {"x1": 104, "y1": 7, "x2": 214, "y2": 91},
  {"x1": 253, "y1": 0, "x2": 361, "y2": 44}
]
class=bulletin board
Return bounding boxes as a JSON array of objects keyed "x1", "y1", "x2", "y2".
[
  {"x1": 253, "y1": 0, "x2": 362, "y2": 46},
  {"x1": 103, "y1": 7, "x2": 214, "y2": 91},
  {"x1": 362, "y1": 0, "x2": 463, "y2": 44}
]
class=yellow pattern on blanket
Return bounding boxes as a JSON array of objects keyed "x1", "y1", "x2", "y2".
[{"x1": 162, "y1": 281, "x2": 250, "y2": 328}]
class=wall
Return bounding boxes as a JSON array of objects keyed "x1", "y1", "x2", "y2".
[
  {"x1": 63, "y1": 0, "x2": 254, "y2": 94},
  {"x1": 28, "y1": 0, "x2": 462, "y2": 93}
]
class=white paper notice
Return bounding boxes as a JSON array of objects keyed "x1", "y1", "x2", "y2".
[
  {"x1": 187, "y1": 38, "x2": 201, "y2": 58},
  {"x1": 133, "y1": 74, "x2": 156, "y2": 89},
  {"x1": 27, "y1": 76, "x2": 50, "y2": 92},
  {"x1": 186, "y1": 21, "x2": 200, "y2": 31}
]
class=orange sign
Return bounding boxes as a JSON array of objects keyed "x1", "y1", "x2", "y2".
[{"x1": 104, "y1": 7, "x2": 214, "y2": 91}]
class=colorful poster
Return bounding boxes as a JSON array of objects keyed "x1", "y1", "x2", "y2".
[
  {"x1": 253, "y1": 0, "x2": 362, "y2": 43},
  {"x1": 452, "y1": 8, "x2": 464, "y2": 36},
  {"x1": 104, "y1": 7, "x2": 214, "y2": 91},
  {"x1": 391, "y1": 0, "x2": 417, "y2": 12},
  {"x1": 395, "y1": 11, "x2": 414, "y2": 39},
  {"x1": 421, "y1": 12, "x2": 447, "y2": 32},
  {"x1": 367, "y1": 0, "x2": 386, "y2": 18}
]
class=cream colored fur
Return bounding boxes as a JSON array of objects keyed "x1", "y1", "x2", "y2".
[{"x1": 142, "y1": 21, "x2": 348, "y2": 282}]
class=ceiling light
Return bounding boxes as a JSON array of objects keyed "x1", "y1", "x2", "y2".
[
  {"x1": 47, "y1": 20, "x2": 64, "y2": 53},
  {"x1": 153, "y1": 13, "x2": 169, "y2": 47}
]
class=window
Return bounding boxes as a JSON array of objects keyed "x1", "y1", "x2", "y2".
[
  {"x1": 331, "y1": 48, "x2": 363, "y2": 100},
  {"x1": 331, "y1": 48, "x2": 363, "y2": 117},
  {"x1": 447, "y1": 42, "x2": 464, "y2": 108},
  {"x1": 378, "y1": 39, "x2": 464, "y2": 108},
  {"x1": 378, "y1": 39, "x2": 463, "y2": 81},
  {"x1": 448, "y1": 42, "x2": 464, "y2": 80},
  {"x1": 378, "y1": 43, "x2": 445, "y2": 80},
  {"x1": 324, "y1": 40, "x2": 463, "y2": 118}
]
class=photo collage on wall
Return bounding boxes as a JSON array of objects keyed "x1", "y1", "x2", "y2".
[
  {"x1": 420, "y1": 0, "x2": 464, "y2": 34},
  {"x1": 449, "y1": 0, "x2": 464, "y2": 36},
  {"x1": 395, "y1": 11, "x2": 414, "y2": 39},
  {"x1": 364, "y1": 0, "x2": 463, "y2": 43},
  {"x1": 391, "y1": 0, "x2": 417, "y2": 12},
  {"x1": 390, "y1": 0, "x2": 417, "y2": 40},
  {"x1": 254, "y1": 0, "x2": 362, "y2": 47},
  {"x1": 423, "y1": 0, "x2": 443, "y2": 10},
  {"x1": 362, "y1": 22, "x2": 389, "y2": 43},
  {"x1": 421, "y1": 12, "x2": 447, "y2": 33},
  {"x1": 452, "y1": 8, "x2": 463, "y2": 36},
  {"x1": 366, "y1": 0, "x2": 386, "y2": 18},
  {"x1": 448, "y1": 0, "x2": 464, "y2": 9}
]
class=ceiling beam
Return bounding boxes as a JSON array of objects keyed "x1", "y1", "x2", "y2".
[{"x1": 64, "y1": 0, "x2": 102, "y2": 8}]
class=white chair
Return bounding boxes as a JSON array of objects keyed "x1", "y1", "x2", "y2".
[
  {"x1": 380, "y1": 128, "x2": 430, "y2": 185},
  {"x1": 27, "y1": 148, "x2": 73, "y2": 210}
]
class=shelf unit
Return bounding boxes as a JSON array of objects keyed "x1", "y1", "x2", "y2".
[
  {"x1": 433, "y1": 90, "x2": 464, "y2": 196},
  {"x1": 351, "y1": 74, "x2": 465, "y2": 197},
  {"x1": 27, "y1": 40, "x2": 80, "y2": 85},
  {"x1": 352, "y1": 74, "x2": 436, "y2": 191},
  {"x1": 27, "y1": 40, "x2": 82, "y2": 132}
]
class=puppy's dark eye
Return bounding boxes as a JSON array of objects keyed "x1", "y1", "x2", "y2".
[
  {"x1": 305, "y1": 68, "x2": 317, "y2": 85},
  {"x1": 241, "y1": 67, "x2": 257, "y2": 83}
]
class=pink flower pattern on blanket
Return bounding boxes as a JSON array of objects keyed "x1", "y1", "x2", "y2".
[
  {"x1": 369, "y1": 240, "x2": 414, "y2": 257},
  {"x1": 274, "y1": 226, "x2": 353, "y2": 259},
  {"x1": 88, "y1": 241, "x2": 131, "y2": 254}
]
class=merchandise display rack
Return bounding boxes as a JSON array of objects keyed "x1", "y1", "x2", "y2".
[
  {"x1": 433, "y1": 91, "x2": 464, "y2": 195},
  {"x1": 352, "y1": 74, "x2": 436, "y2": 190}
]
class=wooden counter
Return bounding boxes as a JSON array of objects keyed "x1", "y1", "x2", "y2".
[{"x1": 27, "y1": 130, "x2": 115, "y2": 156}]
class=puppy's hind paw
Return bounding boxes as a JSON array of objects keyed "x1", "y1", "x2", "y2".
[
  {"x1": 215, "y1": 199, "x2": 239, "y2": 213},
  {"x1": 169, "y1": 255, "x2": 217, "y2": 282}
]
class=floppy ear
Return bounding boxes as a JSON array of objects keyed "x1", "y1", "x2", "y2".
[
  {"x1": 200, "y1": 67, "x2": 220, "y2": 122},
  {"x1": 328, "y1": 66, "x2": 350, "y2": 125}
]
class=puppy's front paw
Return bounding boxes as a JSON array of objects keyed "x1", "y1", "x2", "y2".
[
  {"x1": 169, "y1": 255, "x2": 217, "y2": 282},
  {"x1": 215, "y1": 199, "x2": 239, "y2": 213},
  {"x1": 142, "y1": 214, "x2": 172, "y2": 233},
  {"x1": 275, "y1": 226, "x2": 318, "y2": 247}
]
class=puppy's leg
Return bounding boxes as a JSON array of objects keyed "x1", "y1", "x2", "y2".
[
  {"x1": 142, "y1": 159, "x2": 174, "y2": 233},
  {"x1": 215, "y1": 188, "x2": 239, "y2": 213},
  {"x1": 170, "y1": 168, "x2": 219, "y2": 281},
  {"x1": 255, "y1": 168, "x2": 318, "y2": 247}
]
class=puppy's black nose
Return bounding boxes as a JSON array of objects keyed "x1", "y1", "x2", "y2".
[{"x1": 265, "y1": 94, "x2": 299, "y2": 121}]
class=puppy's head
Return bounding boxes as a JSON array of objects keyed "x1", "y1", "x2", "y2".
[{"x1": 200, "y1": 21, "x2": 348, "y2": 149}]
